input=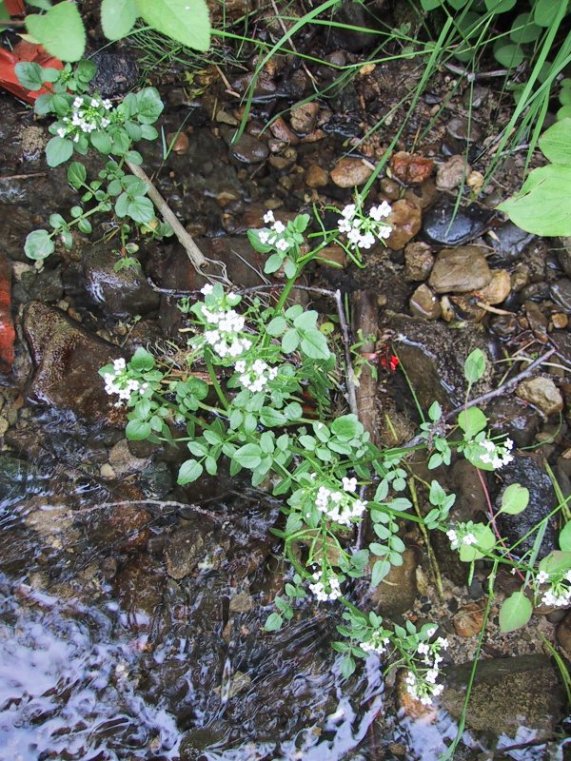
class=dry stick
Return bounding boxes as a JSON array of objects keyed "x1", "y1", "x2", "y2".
[{"x1": 125, "y1": 160, "x2": 231, "y2": 284}]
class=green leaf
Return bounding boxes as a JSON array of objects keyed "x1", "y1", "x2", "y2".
[
  {"x1": 135, "y1": 87, "x2": 164, "y2": 124},
  {"x1": 26, "y1": 2, "x2": 86, "y2": 62},
  {"x1": 130, "y1": 347, "x2": 155, "y2": 371},
  {"x1": 234, "y1": 443, "x2": 262, "y2": 469},
  {"x1": 499, "y1": 590, "x2": 532, "y2": 633},
  {"x1": 101, "y1": 0, "x2": 138, "y2": 40},
  {"x1": 67, "y1": 161, "x2": 87, "y2": 189},
  {"x1": 498, "y1": 165, "x2": 571, "y2": 236},
  {"x1": 300, "y1": 330, "x2": 331, "y2": 360},
  {"x1": 281, "y1": 329, "x2": 300, "y2": 354},
  {"x1": 340, "y1": 654, "x2": 356, "y2": 679},
  {"x1": 15, "y1": 62, "x2": 44, "y2": 90},
  {"x1": 135, "y1": 0, "x2": 211, "y2": 51},
  {"x1": 90, "y1": 130, "x2": 112, "y2": 154},
  {"x1": 267, "y1": 316, "x2": 288, "y2": 336},
  {"x1": 127, "y1": 196, "x2": 155, "y2": 224},
  {"x1": 371, "y1": 559, "x2": 391, "y2": 586},
  {"x1": 178, "y1": 458, "x2": 204, "y2": 484},
  {"x1": 420, "y1": 0, "x2": 443, "y2": 9},
  {"x1": 126, "y1": 419, "x2": 152, "y2": 440},
  {"x1": 539, "y1": 550, "x2": 571, "y2": 577},
  {"x1": 264, "y1": 612, "x2": 283, "y2": 631},
  {"x1": 75, "y1": 59, "x2": 97, "y2": 83},
  {"x1": 485, "y1": 0, "x2": 517, "y2": 12},
  {"x1": 77, "y1": 218, "x2": 92, "y2": 235},
  {"x1": 534, "y1": 0, "x2": 563, "y2": 26},
  {"x1": 464, "y1": 348, "x2": 486, "y2": 383},
  {"x1": 457, "y1": 407, "x2": 487, "y2": 438},
  {"x1": 45, "y1": 136, "x2": 73, "y2": 167},
  {"x1": 331, "y1": 415, "x2": 359, "y2": 440},
  {"x1": 24, "y1": 229, "x2": 54, "y2": 260},
  {"x1": 510, "y1": 13, "x2": 541, "y2": 44},
  {"x1": 539, "y1": 118, "x2": 571, "y2": 166},
  {"x1": 493, "y1": 41, "x2": 525, "y2": 69},
  {"x1": 259, "y1": 408, "x2": 287, "y2": 427},
  {"x1": 559, "y1": 522, "x2": 571, "y2": 551},
  {"x1": 459, "y1": 524, "x2": 496, "y2": 561},
  {"x1": 499, "y1": 483, "x2": 529, "y2": 515}
]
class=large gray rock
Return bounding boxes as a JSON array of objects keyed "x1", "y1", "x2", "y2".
[{"x1": 428, "y1": 246, "x2": 492, "y2": 293}]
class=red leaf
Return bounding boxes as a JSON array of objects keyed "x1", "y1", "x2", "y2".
[{"x1": 0, "y1": 253, "x2": 15, "y2": 373}]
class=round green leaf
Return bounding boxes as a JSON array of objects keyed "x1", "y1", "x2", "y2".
[
  {"x1": 485, "y1": 0, "x2": 516, "y2": 11},
  {"x1": 15, "y1": 62, "x2": 44, "y2": 91},
  {"x1": 45, "y1": 136, "x2": 73, "y2": 167},
  {"x1": 493, "y1": 41, "x2": 525, "y2": 68},
  {"x1": 26, "y1": 2, "x2": 86, "y2": 62},
  {"x1": 135, "y1": 0, "x2": 211, "y2": 52},
  {"x1": 127, "y1": 196, "x2": 155, "y2": 224},
  {"x1": 557, "y1": 106, "x2": 571, "y2": 121},
  {"x1": 24, "y1": 229, "x2": 55, "y2": 260},
  {"x1": 498, "y1": 164, "x2": 571, "y2": 236},
  {"x1": 457, "y1": 407, "x2": 487, "y2": 438},
  {"x1": 510, "y1": 13, "x2": 541, "y2": 44},
  {"x1": 67, "y1": 161, "x2": 87, "y2": 189},
  {"x1": 178, "y1": 458, "x2": 204, "y2": 484},
  {"x1": 534, "y1": 0, "x2": 565, "y2": 26},
  {"x1": 135, "y1": 87, "x2": 164, "y2": 124},
  {"x1": 499, "y1": 590, "x2": 532, "y2": 633},
  {"x1": 264, "y1": 612, "x2": 283, "y2": 631},
  {"x1": 464, "y1": 348, "x2": 487, "y2": 383},
  {"x1": 421, "y1": 0, "x2": 443, "y2": 9},
  {"x1": 447, "y1": 0, "x2": 469, "y2": 8},
  {"x1": 559, "y1": 522, "x2": 571, "y2": 551},
  {"x1": 499, "y1": 483, "x2": 529, "y2": 515},
  {"x1": 101, "y1": 0, "x2": 138, "y2": 40},
  {"x1": 125, "y1": 419, "x2": 152, "y2": 440},
  {"x1": 539, "y1": 118, "x2": 571, "y2": 165},
  {"x1": 90, "y1": 130, "x2": 113, "y2": 154}
]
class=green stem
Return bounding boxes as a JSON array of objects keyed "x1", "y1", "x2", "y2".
[{"x1": 205, "y1": 355, "x2": 229, "y2": 410}]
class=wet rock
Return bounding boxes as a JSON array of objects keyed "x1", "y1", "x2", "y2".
[
  {"x1": 488, "y1": 221, "x2": 535, "y2": 265},
  {"x1": 108, "y1": 439, "x2": 150, "y2": 478},
  {"x1": 435, "y1": 155, "x2": 470, "y2": 191},
  {"x1": 556, "y1": 610, "x2": 571, "y2": 660},
  {"x1": 114, "y1": 556, "x2": 164, "y2": 619},
  {"x1": 230, "y1": 133, "x2": 269, "y2": 164},
  {"x1": 386, "y1": 199, "x2": 422, "y2": 250},
  {"x1": 404, "y1": 241, "x2": 434, "y2": 281},
  {"x1": 409, "y1": 284, "x2": 440, "y2": 320},
  {"x1": 452, "y1": 601, "x2": 485, "y2": 637},
  {"x1": 0, "y1": 252, "x2": 15, "y2": 373},
  {"x1": 422, "y1": 198, "x2": 494, "y2": 246},
  {"x1": 82, "y1": 248, "x2": 160, "y2": 318},
  {"x1": 369, "y1": 548, "x2": 418, "y2": 616},
  {"x1": 428, "y1": 246, "x2": 491, "y2": 293},
  {"x1": 549, "y1": 278, "x2": 571, "y2": 312},
  {"x1": 477, "y1": 268, "x2": 510, "y2": 304},
  {"x1": 229, "y1": 590, "x2": 254, "y2": 614},
  {"x1": 269, "y1": 117, "x2": 299, "y2": 145},
  {"x1": 330, "y1": 157, "x2": 373, "y2": 188},
  {"x1": 516, "y1": 376, "x2": 564, "y2": 416},
  {"x1": 444, "y1": 116, "x2": 482, "y2": 154},
  {"x1": 305, "y1": 163, "x2": 329, "y2": 188},
  {"x1": 21, "y1": 125, "x2": 46, "y2": 161},
  {"x1": 441, "y1": 655, "x2": 566, "y2": 741},
  {"x1": 379, "y1": 177, "x2": 400, "y2": 201},
  {"x1": 486, "y1": 397, "x2": 541, "y2": 449},
  {"x1": 389, "y1": 313, "x2": 489, "y2": 409},
  {"x1": 90, "y1": 51, "x2": 139, "y2": 97},
  {"x1": 494, "y1": 456, "x2": 557, "y2": 558},
  {"x1": 166, "y1": 131, "x2": 190, "y2": 155},
  {"x1": 95, "y1": 502, "x2": 152, "y2": 552},
  {"x1": 15, "y1": 266, "x2": 63, "y2": 304},
  {"x1": 290, "y1": 101, "x2": 320, "y2": 134},
  {"x1": 389, "y1": 151, "x2": 434, "y2": 185},
  {"x1": 329, "y1": 1, "x2": 379, "y2": 52},
  {"x1": 164, "y1": 526, "x2": 209, "y2": 580},
  {"x1": 22, "y1": 302, "x2": 124, "y2": 424}
]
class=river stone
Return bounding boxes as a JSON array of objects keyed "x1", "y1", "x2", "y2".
[
  {"x1": 428, "y1": 246, "x2": 491, "y2": 293},
  {"x1": 404, "y1": 241, "x2": 434, "y2": 281},
  {"x1": 485, "y1": 397, "x2": 541, "y2": 449},
  {"x1": 477, "y1": 268, "x2": 510, "y2": 305},
  {"x1": 305, "y1": 163, "x2": 329, "y2": 188},
  {"x1": 441, "y1": 655, "x2": 566, "y2": 741},
  {"x1": 22, "y1": 301, "x2": 124, "y2": 424},
  {"x1": 494, "y1": 456, "x2": 557, "y2": 558},
  {"x1": 435, "y1": 155, "x2": 469, "y2": 190},
  {"x1": 369, "y1": 548, "x2": 418, "y2": 616},
  {"x1": 330, "y1": 157, "x2": 373, "y2": 188},
  {"x1": 386, "y1": 198, "x2": 422, "y2": 250},
  {"x1": 164, "y1": 527, "x2": 207, "y2": 580},
  {"x1": 409, "y1": 284, "x2": 440, "y2": 320},
  {"x1": 388, "y1": 313, "x2": 489, "y2": 409},
  {"x1": 516, "y1": 376, "x2": 564, "y2": 416},
  {"x1": 489, "y1": 221, "x2": 535, "y2": 265},
  {"x1": 82, "y1": 248, "x2": 160, "y2": 318},
  {"x1": 230, "y1": 133, "x2": 269, "y2": 163},
  {"x1": 290, "y1": 101, "x2": 319, "y2": 133},
  {"x1": 422, "y1": 198, "x2": 494, "y2": 246},
  {"x1": 549, "y1": 278, "x2": 571, "y2": 312}
]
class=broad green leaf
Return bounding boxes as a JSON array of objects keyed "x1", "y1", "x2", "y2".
[
  {"x1": 457, "y1": 407, "x2": 487, "y2": 438},
  {"x1": 75, "y1": 59, "x2": 96, "y2": 83},
  {"x1": 77, "y1": 218, "x2": 92, "y2": 235},
  {"x1": 498, "y1": 165, "x2": 571, "y2": 236},
  {"x1": 26, "y1": 2, "x2": 86, "y2": 62},
  {"x1": 539, "y1": 550, "x2": 571, "y2": 577},
  {"x1": 331, "y1": 415, "x2": 359, "y2": 439},
  {"x1": 557, "y1": 106, "x2": 571, "y2": 121},
  {"x1": 510, "y1": 13, "x2": 541, "y2": 44},
  {"x1": 90, "y1": 131, "x2": 112, "y2": 154},
  {"x1": 24, "y1": 229, "x2": 54, "y2": 260},
  {"x1": 448, "y1": 0, "x2": 469, "y2": 8},
  {"x1": 45, "y1": 136, "x2": 73, "y2": 167},
  {"x1": 371, "y1": 558, "x2": 391, "y2": 586},
  {"x1": 264, "y1": 612, "x2": 283, "y2": 631},
  {"x1": 126, "y1": 419, "x2": 152, "y2": 440},
  {"x1": 493, "y1": 41, "x2": 524, "y2": 68},
  {"x1": 539, "y1": 118, "x2": 571, "y2": 166},
  {"x1": 559, "y1": 522, "x2": 571, "y2": 551},
  {"x1": 300, "y1": 329, "x2": 331, "y2": 360},
  {"x1": 281, "y1": 329, "x2": 299, "y2": 354},
  {"x1": 130, "y1": 347, "x2": 154, "y2": 371},
  {"x1": 267, "y1": 316, "x2": 288, "y2": 336},
  {"x1": 420, "y1": 0, "x2": 442, "y2": 9},
  {"x1": 15, "y1": 62, "x2": 44, "y2": 90},
  {"x1": 127, "y1": 196, "x2": 155, "y2": 224},
  {"x1": 464, "y1": 348, "x2": 486, "y2": 383},
  {"x1": 499, "y1": 483, "x2": 529, "y2": 515},
  {"x1": 459, "y1": 524, "x2": 495, "y2": 561},
  {"x1": 101, "y1": 0, "x2": 138, "y2": 40},
  {"x1": 499, "y1": 590, "x2": 532, "y2": 633},
  {"x1": 136, "y1": 87, "x2": 164, "y2": 124},
  {"x1": 485, "y1": 0, "x2": 516, "y2": 12},
  {"x1": 233, "y1": 443, "x2": 262, "y2": 469},
  {"x1": 534, "y1": 0, "x2": 563, "y2": 26},
  {"x1": 340, "y1": 654, "x2": 356, "y2": 679},
  {"x1": 67, "y1": 161, "x2": 86, "y2": 189},
  {"x1": 178, "y1": 458, "x2": 204, "y2": 484},
  {"x1": 135, "y1": 0, "x2": 211, "y2": 51}
]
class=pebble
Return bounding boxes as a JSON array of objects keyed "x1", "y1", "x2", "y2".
[
  {"x1": 436, "y1": 155, "x2": 470, "y2": 190},
  {"x1": 404, "y1": 241, "x2": 434, "y2": 281},
  {"x1": 409, "y1": 284, "x2": 441, "y2": 319},
  {"x1": 477, "y1": 268, "x2": 511, "y2": 304},
  {"x1": 516, "y1": 376, "x2": 564, "y2": 416},
  {"x1": 315, "y1": 245, "x2": 347, "y2": 268},
  {"x1": 549, "y1": 279, "x2": 571, "y2": 312},
  {"x1": 305, "y1": 163, "x2": 329, "y2": 188},
  {"x1": 230, "y1": 133, "x2": 269, "y2": 164},
  {"x1": 444, "y1": 115, "x2": 482, "y2": 153},
  {"x1": 389, "y1": 151, "x2": 434, "y2": 184},
  {"x1": 369, "y1": 548, "x2": 418, "y2": 616},
  {"x1": 428, "y1": 245, "x2": 492, "y2": 293},
  {"x1": 422, "y1": 198, "x2": 494, "y2": 245},
  {"x1": 452, "y1": 601, "x2": 486, "y2": 637},
  {"x1": 330, "y1": 157, "x2": 373, "y2": 187},
  {"x1": 100, "y1": 463, "x2": 116, "y2": 479},
  {"x1": 289, "y1": 101, "x2": 320, "y2": 133},
  {"x1": 386, "y1": 198, "x2": 422, "y2": 250},
  {"x1": 269, "y1": 117, "x2": 299, "y2": 145},
  {"x1": 488, "y1": 221, "x2": 535, "y2": 265}
]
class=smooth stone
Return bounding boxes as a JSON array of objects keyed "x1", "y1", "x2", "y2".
[
  {"x1": 369, "y1": 547, "x2": 418, "y2": 616},
  {"x1": 516, "y1": 376, "x2": 564, "y2": 416},
  {"x1": 549, "y1": 278, "x2": 571, "y2": 312},
  {"x1": 164, "y1": 526, "x2": 207, "y2": 580},
  {"x1": 489, "y1": 221, "x2": 535, "y2": 265},
  {"x1": 485, "y1": 396, "x2": 541, "y2": 448},
  {"x1": 494, "y1": 456, "x2": 557, "y2": 557},
  {"x1": 428, "y1": 246, "x2": 491, "y2": 293},
  {"x1": 90, "y1": 51, "x2": 139, "y2": 97},
  {"x1": 330, "y1": 157, "x2": 373, "y2": 188},
  {"x1": 435, "y1": 155, "x2": 470, "y2": 190},
  {"x1": 389, "y1": 151, "x2": 434, "y2": 184},
  {"x1": 386, "y1": 198, "x2": 422, "y2": 250},
  {"x1": 409, "y1": 284, "x2": 441, "y2": 319},
  {"x1": 441, "y1": 655, "x2": 566, "y2": 741},
  {"x1": 404, "y1": 241, "x2": 434, "y2": 281},
  {"x1": 422, "y1": 198, "x2": 494, "y2": 246},
  {"x1": 556, "y1": 611, "x2": 571, "y2": 660},
  {"x1": 82, "y1": 248, "x2": 160, "y2": 318},
  {"x1": 230, "y1": 133, "x2": 269, "y2": 163},
  {"x1": 305, "y1": 163, "x2": 329, "y2": 188},
  {"x1": 289, "y1": 101, "x2": 320, "y2": 133},
  {"x1": 22, "y1": 301, "x2": 124, "y2": 424},
  {"x1": 477, "y1": 268, "x2": 511, "y2": 304},
  {"x1": 452, "y1": 601, "x2": 485, "y2": 637}
]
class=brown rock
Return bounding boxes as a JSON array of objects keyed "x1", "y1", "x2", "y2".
[
  {"x1": 231, "y1": 133, "x2": 269, "y2": 163},
  {"x1": 404, "y1": 241, "x2": 434, "y2": 281},
  {"x1": 551, "y1": 312, "x2": 568, "y2": 329},
  {"x1": 556, "y1": 610, "x2": 571, "y2": 660},
  {"x1": 436, "y1": 155, "x2": 470, "y2": 191},
  {"x1": 269, "y1": 116, "x2": 299, "y2": 145},
  {"x1": 428, "y1": 246, "x2": 492, "y2": 293},
  {"x1": 330, "y1": 157, "x2": 373, "y2": 188},
  {"x1": 315, "y1": 245, "x2": 347, "y2": 268},
  {"x1": 409, "y1": 284, "x2": 441, "y2": 319},
  {"x1": 305, "y1": 163, "x2": 329, "y2": 188},
  {"x1": 477, "y1": 268, "x2": 511, "y2": 305},
  {"x1": 516, "y1": 376, "x2": 564, "y2": 416},
  {"x1": 290, "y1": 101, "x2": 319, "y2": 133},
  {"x1": 453, "y1": 601, "x2": 486, "y2": 637},
  {"x1": 386, "y1": 199, "x2": 422, "y2": 250},
  {"x1": 390, "y1": 151, "x2": 434, "y2": 184},
  {"x1": 166, "y1": 131, "x2": 189, "y2": 155},
  {"x1": 369, "y1": 547, "x2": 418, "y2": 616}
]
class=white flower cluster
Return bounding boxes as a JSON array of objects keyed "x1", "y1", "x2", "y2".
[
  {"x1": 308, "y1": 570, "x2": 342, "y2": 602},
  {"x1": 361, "y1": 631, "x2": 390, "y2": 655},
  {"x1": 199, "y1": 286, "x2": 252, "y2": 359},
  {"x1": 315, "y1": 479, "x2": 367, "y2": 526},
  {"x1": 337, "y1": 201, "x2": 392, "y2": 250},
  {"x1": 102, "y1": 358, "x2": 148, "y2": 407},
  {"x1": 257, "y1": 210, "x2": 292, "y2": 253},
  {"x1": 479, "y1": 437, "x2": 514, "y2": 469},
  {"x1": 57, "y1": 95, "x2": 113, "y2": 142},
  {"x1": 536, "y1": 569, "x2": 571, "y2": 608},
  {"x1": 405, "y1": 631, "x2": 448, "y2": 705},
  {"x1": 446, "y1": 528, "x2": 477, "y2": 551},
  {"x1": 235, "y1": 359, "x2": 278, "y2": 393}
]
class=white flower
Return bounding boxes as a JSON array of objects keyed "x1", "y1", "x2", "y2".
[
  {"x1": 446, "y1": 529, "x2": 459, "y2": 550},
  {"x1": 200, "y1": 284, "x2": 214, "y2": 295},
  {"x1": 276, "y1": 238, "x2": 291, "y2": 252},
  {"x1": 308, "y1": 571, "x2": 342, "y2": 602},
  {"x1": 536, "y1": 570, "x2": 550, "y2": 585},
  {"x1": 263, "y1": 210, "x2": 275, "y2": 224},
  {"x1": 90, "y1": 97, "x2": 100, "y2": 107},
  {"x1": 369, "y1": 201, "x2": 392, "y2": 221},
  {"x1": 73, "y1": 96, "x2": 83, "y2": 108},
  {"x1": 341, "y1": 204, "x2": 356, "y2": 219},
  {"x1": 235, "y1": 360, "x2": 246, "y2": 373},
  {"x1": 113, "y1": 358, "x2": 126, "y2": 372},
  {"x1": 342, "y1": 477, "x2": 357, "y2": 493},
  {"x1": 258, "y1": 230, "x2": 270, "y2": 244},
  {"x1": 273, "y1": 220, "x2": 286, "y2": 234},
  {"x1": 462, "y1": 533, "x2": 477, "y2": 546}
]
